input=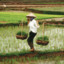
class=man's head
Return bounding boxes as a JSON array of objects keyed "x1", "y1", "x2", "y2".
[{"x1": 26, "y1": 13, "x2": 36, "y2": 21}]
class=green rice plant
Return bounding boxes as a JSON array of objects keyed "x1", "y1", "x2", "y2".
[
  {"x1": 23, "y1": 58, "x2": 26, "y2": 63},
  {"x1": 37, "y1": 36, "x2": 49, "y2": 41},
  {"x1": 16, "y1": 31, "x2": 28, "y2": 36},
  {"x1": 33, "y1": 57, "x2": 38, "y2": 61}
]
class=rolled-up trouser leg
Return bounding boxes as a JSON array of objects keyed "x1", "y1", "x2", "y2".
[{"x1": 27, "y1": 31, "x2": 36, "y2": 49}]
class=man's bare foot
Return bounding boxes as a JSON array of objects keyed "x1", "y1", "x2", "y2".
[{"x1": 30, "y1": 48, "x2": 34, "y2": 52}]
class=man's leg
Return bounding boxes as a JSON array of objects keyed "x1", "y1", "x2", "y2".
[{"x1": 27, "y1": 32, "x2": 36, "y2": 51}]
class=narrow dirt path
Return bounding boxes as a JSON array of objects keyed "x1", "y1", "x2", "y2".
[
  {"x1": 0, "y1": 51, "x2": 64, "y2": 60},
  {"x1": 0, "y1": 4, "x2": 64, "y2": 8},
  {"x1": 0, "y1": 21, "x2": 7, "y2": 23}
]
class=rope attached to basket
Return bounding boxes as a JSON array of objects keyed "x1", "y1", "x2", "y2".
[{"x1": 42, "y1": 22, "x2": 45, "y2": 36}]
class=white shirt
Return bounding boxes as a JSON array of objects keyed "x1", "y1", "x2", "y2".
[{"x1": 28, "y1": 19, "x2": 39, "y2": 33}]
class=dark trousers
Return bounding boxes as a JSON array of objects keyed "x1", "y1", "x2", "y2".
[{"x1": 27, "y1": 31, "x2": 37, "y2": 49}]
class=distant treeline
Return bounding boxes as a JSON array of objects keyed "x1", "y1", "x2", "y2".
[
  {"x1": 0, "y1": 0, "x2": 64, "y2": 5},
  {"x1": 0, "y1": 0, "x2": 64, "y2": 2}
]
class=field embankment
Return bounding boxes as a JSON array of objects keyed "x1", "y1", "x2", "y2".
[{"x1": 0, "y1": 4, "x2": 64, "y2": 11}]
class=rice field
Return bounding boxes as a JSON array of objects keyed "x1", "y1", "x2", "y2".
[
  {"x1": 0, "y1": 11, "x2": 64, "y2": 23},
  {"x1": 0, "y1": 25, "x2": 64, "y2": 54},
  {"x1": 30, "y1": 7, "x2": 64, "y2": 12}
]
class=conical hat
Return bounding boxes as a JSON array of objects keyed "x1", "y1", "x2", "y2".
[{"x1": 26, "y1": 13, "x2": 36, "y2": 18}]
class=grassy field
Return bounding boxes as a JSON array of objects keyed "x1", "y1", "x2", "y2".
[
  {"x1": 0, "y1": 25, "x2": 64, "y2": 54},
  {"x1": 0, "y1": 11, "x2": 64, "y2": 23}
]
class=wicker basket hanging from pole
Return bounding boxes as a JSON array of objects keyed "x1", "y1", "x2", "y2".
[
  {"x1": 36, "y1": 22, "x2": 49, "y2": 45},
  {"x1": 16, "y1": 19, "x2": 28, "y2": 40}
]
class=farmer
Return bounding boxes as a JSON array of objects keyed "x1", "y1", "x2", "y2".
[{"x1": 26, "y1": 13, "x2": 40, "y2": 52}]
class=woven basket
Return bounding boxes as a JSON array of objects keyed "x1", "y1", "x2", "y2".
[
  {"x1": 36, "y1": 40, "x2": 49, "y2": 45},
  {"x1": 16, "y1": 35, "x2": 27, "y2": 40}
]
